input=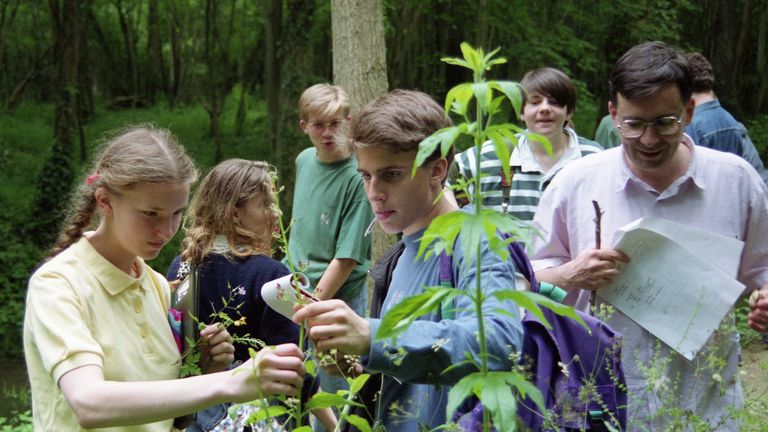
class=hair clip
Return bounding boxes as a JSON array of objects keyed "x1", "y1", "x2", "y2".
[{"x1": 85, "y1": 173, "x2": 101, "y2": 185}]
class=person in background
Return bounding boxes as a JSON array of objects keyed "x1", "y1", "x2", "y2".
[
  {"x1": 685, "y1": 51, "x2": 768, "y2": 184},
  {"x1": 448, "y1": 67, "x2": 602, "y2": 230},
  {"x1": 594, "y1": 113, "x2": 622, "y2": 149},
  {"x1": 286, "y1": 83, "x2": 373, "y2": 427},
  {"x1": 167, "y1": 159, "x2": 336, "y2": 431},
  {"x1": 24, "y1": 125, "x2": 306, "y2": 432},
  {"x1": 531, "y1": 41, "x2": 768, "y2": 429}
]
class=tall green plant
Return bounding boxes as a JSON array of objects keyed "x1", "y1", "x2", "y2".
[{"x1": 374, "y1": 43, "x2": 586, "y2": 431}]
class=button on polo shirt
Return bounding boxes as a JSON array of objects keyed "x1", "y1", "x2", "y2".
[{"x1": 24, "y1": 237, "x2": 181, "y2": 432}]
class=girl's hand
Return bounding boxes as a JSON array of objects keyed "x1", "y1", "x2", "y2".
[
  {"x1": 231, "y1": 344, "x2": 306, "y2": 401},
  {"x1": 199, "y1": 323, "x2": 235, "y2": 374}
]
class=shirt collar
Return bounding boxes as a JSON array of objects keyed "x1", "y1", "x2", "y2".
[
  {"x1": 617, "y1": 133, "x2": 705, "y2": 194},
  {"x1": 74, "y1": 236, "x2": 147, "y2": 295},
  {"x1": 510, "y1": 127, "x2": 582, "y2": 174}
]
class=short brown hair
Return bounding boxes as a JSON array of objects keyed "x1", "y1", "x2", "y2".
[
  {"x1": 298, "y1": 84, "x2": 350, "y2": 120},
  {"x1": 609, "y1": 41, "x2": 692, "y2": 105},
  {"x1": 685, "y1": 52, "x2": 715, "y2": 93},
  {"x1": 521, "y1": 67, "x2": 577, "y2": 115},
  {"x1": 350, "y1": 89, "x2": 453, "y2": 163}
]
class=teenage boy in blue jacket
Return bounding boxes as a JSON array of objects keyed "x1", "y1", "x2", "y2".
[{"x1": 293, "y1": 90, "x2": 523, "y2": 431}]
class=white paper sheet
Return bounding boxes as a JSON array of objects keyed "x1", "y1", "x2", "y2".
[{"x1": 601, "y1": 217, "x2": 745, "y2": 360}]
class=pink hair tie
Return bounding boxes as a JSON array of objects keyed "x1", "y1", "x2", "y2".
[{"x1": 85, "y1": 173, "x2": 100, "y2": 185}]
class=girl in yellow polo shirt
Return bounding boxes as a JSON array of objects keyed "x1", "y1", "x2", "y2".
[{"x1": 23, "y1": 125, "x2": 306, "y2": 432}]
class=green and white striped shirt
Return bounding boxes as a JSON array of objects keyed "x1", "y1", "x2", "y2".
[{"x1": 449, "y1": 127, "x2": 603, "y2": 221}]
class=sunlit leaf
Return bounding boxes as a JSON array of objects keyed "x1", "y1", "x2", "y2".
[
  {"x1": 375, "y1": 287, "x2": 465, "y2": 341},
  {"x1": 480, "y1": 374, "x2": 517, "y2": 431},
  {"x1": 491, "y1": 81, "x2": 524, "y2": 119},
  {"x1": 349, "y1": 373, "x2": 371, "y2": 394},
  {"x1": 497, "y1": 371, "x2": 546, "y2": 415},
  {"x1": 305, "y1": 392, "x2": 360, "y2": 411},
  {"x1": 445, "y1": 83, "x2": 473, "y2": 116},
  {"x1": 472, "y1": 82, "x2": 491, "y2": 113},
  {"x1": 246, "y1": 404, "x2": 288, "y2": 422},
  {"x1": 345, "y1": 414, "x2": 373, "y2": 432},
  {"x1": 487, "y1": 130, "x2": 511, "y2": 191},
  {"x1": 417, "y1": 211, "x2": 468, "y2": 259},
  {"x1": 446, "y1": 372, "x2": 485, "y2": 421},
  {"x1": 493, "y1": 291, "x2": 588, "y2": 330},
  {"x1": 523, "y1": 131, "x2": 552, "y2": 156},
  {"x1": 413, "y1": 127, "x2": 462, "y2": 176}
]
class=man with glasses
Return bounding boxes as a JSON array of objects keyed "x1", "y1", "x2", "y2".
[{"x1": 530, "y1": 41, "x2": 768, "y2": 429}]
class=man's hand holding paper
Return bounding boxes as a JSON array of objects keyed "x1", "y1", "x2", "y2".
[
  {"x1": 599, "y1": 216, "x2": 745, "y2": 360},
  {"x1": 748, "y1": 286, "x2": 768, "y2": 332}
]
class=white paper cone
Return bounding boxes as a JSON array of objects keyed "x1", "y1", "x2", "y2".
[{"x1": 261, "y1": 273, "x2": 312, "y2": 319}]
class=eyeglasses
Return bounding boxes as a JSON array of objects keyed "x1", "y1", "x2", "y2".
[
  {"x1": 308, "y1": 119, "x2": 345, "y2": 133},
  {"x1": 617, "y1": 115, "x2": 683, "y2": 139}
]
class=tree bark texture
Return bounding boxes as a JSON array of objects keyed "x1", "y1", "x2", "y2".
[{"x1": 331, "y1": 0, "x2": 395, "y2": 267}]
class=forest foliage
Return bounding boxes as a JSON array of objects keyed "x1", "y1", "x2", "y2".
[{"x1": 1, "y1": 0, "x2": 767, "y2": 361}]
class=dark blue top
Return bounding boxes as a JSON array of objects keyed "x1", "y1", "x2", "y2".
[
  {"x1": 686, "y1": 99, "x2": 768, "y2": 184},
  {"x1": 167, "y1": 253, "x2": 298, "y2": 362}
]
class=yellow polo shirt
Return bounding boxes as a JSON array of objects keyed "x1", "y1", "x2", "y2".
[{"x1": 24, "y1": 237, "x2": 181, "y2": 431}]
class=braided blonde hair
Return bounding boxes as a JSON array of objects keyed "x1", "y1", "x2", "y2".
[{"x1": 47, "y1": 124, "x2": 199, "y2": 258}]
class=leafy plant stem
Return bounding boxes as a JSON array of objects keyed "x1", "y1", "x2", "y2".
[
  {"x1": 472, "y1": 89, "x2": 492, "y2": 432},
  {"x1": 272, "y1": 184, "x2": 305, "y2": 428}
]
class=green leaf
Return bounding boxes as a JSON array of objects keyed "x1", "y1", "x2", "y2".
[
  {"x1": 460, "y1": 42, "x2": 482, "y2": 72},
  {"x1": 305, "y1": 392, "x2": 359, "y2": 411},
  {"x1": 490, "y1": 81, "x2": 524, "y2": 119},
  {"x1": 493, "y1": 291, "x2": 588, "y2": 330},
  {"x1": 344, "y1": 414, "x2": 373, "y2": 432},
  {"x1": 349, "y1": 373, "x2": 371, "y2": 394},
  {"x1": 446, "y1": 372, "x2": 485, "y2": 421},
  {"x1": 441, "y1": 57, "x2": 472, "y2": 71},
  {"x1": 444, "y1": 83, "x2": 473, "y2": 116},
  {"x1": 487, "y1": 130, "x2": 512, "y2": 190},
  {"x1": 472, "y1": 82, "x2": 491, "y2": 113},
  {"x1": 480, "y1": 374, "x2": 517, "y2": 431},
  {"x1": 413, "y1": 127, "x2": 462, "y2": 176},
  {"x1": 417, "y1": 211, "x2": 468, "y2": 259},
  {"x1": 497, "y1": 371, "x2": 546, "y2": 415},
  {"x1": 292, "y1": 427, "x2": 312, "y2": 432},
  {"x1": 305, "y1": 357, "x2": 317, "y2": 377},
  {"x1": 523, "y1": 131, "x2": 552, "y2": 156},
  {"x1": 246, "y1": 404, "x2": 288, "y2": 422},
  {"x1": 376, "y1": 286, "x2": 465, "y2": 341}
]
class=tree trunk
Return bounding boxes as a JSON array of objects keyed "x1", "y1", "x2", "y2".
[
  {"x1": 204, "y1": 0, "x2": 222, "y2": 162},
  {"x1": 264, "y1": 0, "x2": 282, "y2": 157},
  {"x1": 331, "y1": 0, "x2": 395, "y2": 264},
  {"x1": 0, "y1": 0, "x2": 20, "y2": 102},
  {"x1": 115, "y1": 0, "x2": 139, "y2": 104},
  {"x1": 145, "y1": 0, "x2": 166, "y2": 102},
  {"x1": 31, "y1": 0, "x2": 80, "y2": 248}
]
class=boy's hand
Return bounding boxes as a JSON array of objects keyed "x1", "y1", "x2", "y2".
[
  {"x1": 231, "y1": 344, "x2": 305, "y2": 401},
  {"x1": 748, "y1": 286, "x2": 768, "y2": 332},
  {"x1": 292, "y1": 300, "x2": 371, "y2": 355},
  {"x1": 199, "y1": 323, "x2": 235, "y2": 374}
]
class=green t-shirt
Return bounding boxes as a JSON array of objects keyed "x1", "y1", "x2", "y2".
[{"x1": 285, "y1": 147, "x2": 373, "y2": 301}]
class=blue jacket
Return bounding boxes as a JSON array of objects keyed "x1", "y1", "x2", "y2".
[{"x1": 686, "y1": 99, "x2": 768, "y2": 184}]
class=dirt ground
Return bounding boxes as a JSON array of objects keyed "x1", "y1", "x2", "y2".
[{"x1": 741, "y1": 342, "x2": 768, "y2": 398}]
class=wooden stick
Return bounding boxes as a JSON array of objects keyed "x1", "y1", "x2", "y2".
[{"x1": 590, "y1": 200, "x2": 603, "y2": 315}]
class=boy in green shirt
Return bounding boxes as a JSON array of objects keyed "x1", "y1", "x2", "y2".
[{"x1": 286, "y1": 84, "x2": 373, "y2": 417}]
